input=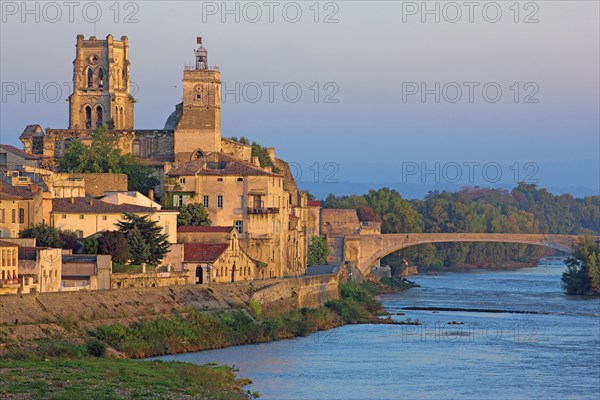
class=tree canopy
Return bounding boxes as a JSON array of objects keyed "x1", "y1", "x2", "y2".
[
  {"x1": 176, "y1": 203, "x2": 211, "y2": 227},
  {"x1": 116, "y1": 213, "x2": 170, "y2": 266},
  {"x1": 308, "y1": 235, "x2": 331, "y2": 266},
  {"x1": 20, "y1": 224, "x2": 64, "y2": 248},
  {"x1": 56, "y1": 127, "x2": 160, "y2": 195},
  {"x1": 323, "y1": 185, "x2": 600, "y2": 270}
]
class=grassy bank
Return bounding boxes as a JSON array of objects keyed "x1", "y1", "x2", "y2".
[
  {"x1": 0, "y1": 282, "x2": 396, "y2": 399},
  {"x1": 91, "y1": 282, "x2": 388, "y2": 358},
  {"x1": 0, "y1": 358, "x2": 251, "y2": 399}
]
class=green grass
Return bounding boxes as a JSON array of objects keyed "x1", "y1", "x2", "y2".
[
  {"x1": 0, "y1": 358, "x2": 250, "y2": 399},
  {"x1": 89, "y1": 283, "x2": 386, "y2": 359}
]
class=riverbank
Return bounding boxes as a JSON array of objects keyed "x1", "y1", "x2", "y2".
[
  {"x1": 0, "y1": 357, "x2": 252, "y2": 399},
  {"x1": 0, "y1": 281, "x2": 402, "y2": 399}
]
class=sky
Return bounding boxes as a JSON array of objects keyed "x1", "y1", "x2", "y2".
[{"x1": 1, "y1": 1, "x2": 599, "y2": 198}]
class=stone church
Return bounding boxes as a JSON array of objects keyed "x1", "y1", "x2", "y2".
[
  {"x1": 18, "y1": 34, "x2": 312, "y2": 278},
  {"x1": 20, "y1": 34, "x2": 247, "y2": 169}
]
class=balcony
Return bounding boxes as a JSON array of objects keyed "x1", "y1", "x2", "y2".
[{"x1": 247, "y1": 207, "x2": 280, "y2": 215}]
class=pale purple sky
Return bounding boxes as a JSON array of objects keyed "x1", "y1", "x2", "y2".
[{"x1": 1, "y1": 1, "x2": 598, "y2": 195}]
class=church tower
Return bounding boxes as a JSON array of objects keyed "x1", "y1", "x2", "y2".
[
  {"x1": 68, "y1": 34, "x2": 134, "y2": 130},
  {"x1": 174, "y1": 37, "x2": 222, "y2": 163}
]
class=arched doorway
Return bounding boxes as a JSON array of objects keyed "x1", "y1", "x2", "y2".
[{"x1": 195, "y1": 266, "x2": 203, "y2": 284}]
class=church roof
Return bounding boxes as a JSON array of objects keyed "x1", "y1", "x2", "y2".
[
  {"x1": 167, "y1": 152, "x2": 279, "y2": 177},
  {"x1": 183, "y1": 243, "x2": 229, "y2": 263},
  {"x1": 164, "y1": 103, "x2": 183, "y2": 130}
]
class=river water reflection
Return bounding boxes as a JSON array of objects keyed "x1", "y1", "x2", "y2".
[{"x1": 154, "y1": 261, "x2": 600, "y2": 400}]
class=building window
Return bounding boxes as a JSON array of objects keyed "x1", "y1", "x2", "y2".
[
  {"x1": 0, "y1": 209, "x2": 4, "y2": 223},
  {"x1": 102, "y1": 215, "x2": 108, "y2": 221},
  {"x1": 175, "y1": 195, "x2": 185, "y2": 207},
  {"x1": 234, "y1": 220, "x2": 243, "y2": 234},
  {"x1": 79, "y1": 215, "x2": 84, "y2": 220},
  {"x1": 203, "y1": 195, "x2": 209, "y2": 208},
  {"x1": 179, "y1": 177, "x2": 186, "y2": 184},
  {"x1": 131, "y1": 139, "x2": 141, "y2": 156},
  {"x1": 217, "y1": 178, "x2": 223, "y2": 182},
  {"x1": 11, "y1": 209, "x2": 16, "y2": 224},
  {"x1": 18, "y1": 208, "x2": 24, "y2": 224},
  {"x1": 217, "y1": 195, "x2": 223, "y2": 209},
  {"x1": 237, "y1": 177, "x2": 243, "y2": 182},
  {"x1": 76, "y1": 230, "x2": 84, "y2": 238},
  {"x1": 62, "y1": 214, "x2": 67, "y2": 219},
  {"x1": 85, "y1": 106, "x2": 92, "y2": 129},
  {"x1": 98, "y1": 67, "x2": 104, "y2": 88},
  {"x1": 96, "y1": 106, "x2": 103, "y2": 127},
  {"x1": 87, "y1": 67, "x2": 93, "y2": 88}
]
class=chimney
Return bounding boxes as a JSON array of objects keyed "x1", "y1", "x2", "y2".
[
  {"x1": 71, "y1": 197, "x2": 75, "y2": 204},
  {"x1": 252, "y1": 156, "x2": 260, "y2": 166},
  {"x1": 148, "y1": 189, "x2": 155, "y2": 202}
]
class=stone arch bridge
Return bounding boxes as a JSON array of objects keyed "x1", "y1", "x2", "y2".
[{"x1": 343, "y1": 233, "x2": 590, "y2": 275}]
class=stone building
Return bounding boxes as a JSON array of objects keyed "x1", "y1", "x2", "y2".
[
  {"x1": 16, "y1": 34, "x2": 311, "y2": 280},
  {"x1": 61, "y1": 254, "x2": 112, "y2": 291},
  {"x1": 68, "y1": 34, "x2": 134, "y2": 130},
  {"x1": 0, "y1": 181, "x2": 44, "y2": 238},
  {"x1": 0, "y1": 144, "x2": 40, "y2": 170},
  {"x1": 51, "y1": 195, "x2": 178, "y2": 242},
  {"x1": 0, "y1": 240, "x2": 19, "y2": 294},
  {"x1": 167, "y1": 153, "x2": 308, "y2": 278},
  {"x1": 179, "y1": 226, "x2": 258, "y2": 284},
  {"x1": 17, "y1": 247, "x2": 62, "y2": 293}
]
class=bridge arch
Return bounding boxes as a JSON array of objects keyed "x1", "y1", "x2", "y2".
[{"x1": 345, "y1": 233, "x2": 583, "y2": 275}]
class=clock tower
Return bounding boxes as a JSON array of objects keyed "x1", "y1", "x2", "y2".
[{"x1": 174, "y1": 37, "x2": 222, "y2": 163}]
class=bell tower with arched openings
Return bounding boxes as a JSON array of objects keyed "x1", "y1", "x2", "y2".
[
  {"x1": 68, "y1": 34, "x2": 134, "y2": 130},
  {"x1": 174, "y1": 37, "x2": 222, "y2": 164}
]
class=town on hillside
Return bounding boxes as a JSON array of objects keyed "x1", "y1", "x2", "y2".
[{"x1": 0, "y1": 35, "x2": 380, "y2": 295}]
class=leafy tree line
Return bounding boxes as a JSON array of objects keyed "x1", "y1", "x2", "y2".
[
  {"x1": 57, "y1": 127, "x2": 160, "y2": 195},
  {"x1": 322, "y1": 184, "x2": 600, "y2": 271}
]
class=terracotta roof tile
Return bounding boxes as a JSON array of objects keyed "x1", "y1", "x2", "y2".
[
  {"x1": 183, "y1": 243, "x2": 229, "y2": 263},
  {"x1": 0, "y1": 182, "x2": 35, "y2": 200},
  {"x1": 52, "y1": 197, "x2": 172, "y2": 214},
  {"x1": 167, "y1": 152, "x2": 278, "y2": 177},
  {"x1": 178, "y1": 226, "x2": 234, "y2": 233},
  {"x1": 307, "y1": 200, "x2": 321, "y2": 207}
]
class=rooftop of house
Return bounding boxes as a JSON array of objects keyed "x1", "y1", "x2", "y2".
[
  {"x1": 183, "y1": 243, "x2": 229, "y2": 263},
  {"x1": 308, "y1": 200, "x2": 321, "y2": 207},
  {"x1": 0, "y1": 181, "x2": 36, "y2": 200},
  {"x1": 0, "y1": 240, "x2": 18, "y2": 248},
  {"x1": 167, "y1": 152, "x2": 279, "y2": 177},
  {"x1": 52, "y1": 196, "x2": 175, "y2": 214},
  {"x1": 0, "y1": 144, "x2": 41, "y2": 160},
  {"x1": 177, "y1": 226, "x2": 234, "y2": 233}
]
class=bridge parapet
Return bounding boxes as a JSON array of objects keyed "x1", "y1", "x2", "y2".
[{"x1": 343, "y1": 233, "x2": 589, "y2": 275}]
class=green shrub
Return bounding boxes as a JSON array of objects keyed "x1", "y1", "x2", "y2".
[{"x1": 86, "y1": 338, "x2": 107, "y2": 357}]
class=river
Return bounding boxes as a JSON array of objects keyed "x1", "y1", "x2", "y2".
[{"x1": 153, "y1": 260, "x2": 600, "y2": 400}]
